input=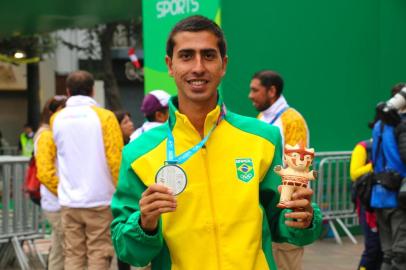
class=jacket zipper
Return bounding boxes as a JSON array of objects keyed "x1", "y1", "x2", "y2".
[{"x1": 201, "y1": 146, "x2": 221, "y2": 270}]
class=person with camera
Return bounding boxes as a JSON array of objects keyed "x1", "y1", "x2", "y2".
[
  {"x1": 393, "y1": 84, "x2": 406, "y2": 164},
  {"x1": 350, "y1": 136, "x2": 382, "y2": 270},
  {"x1": 372, "y1": 82, "x2": 406, "y2": 270}
]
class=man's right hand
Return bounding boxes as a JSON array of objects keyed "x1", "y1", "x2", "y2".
[{"x1": 139, "y1": 184, "x2": 177, "y2": 232}]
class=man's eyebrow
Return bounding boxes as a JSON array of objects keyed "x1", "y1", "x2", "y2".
[
  {"x1": 177, "y1": 49, "x2": 194, "y2": 54},
  {"x1": 177, "y1": 48, "x2": 218, "y2": 54}
]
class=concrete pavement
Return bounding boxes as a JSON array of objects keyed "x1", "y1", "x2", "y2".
[
  {"x1": 303, "y1": 235, "x2": 364, "y2": 270},
  {"x1": 7, "y1": 235, "x2": 364, "y2": 269}
]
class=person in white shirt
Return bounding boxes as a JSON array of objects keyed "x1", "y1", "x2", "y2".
[
  {"x1": 130, "y1": 90, "x2": 171, "y2": 141},
  {"x1": 49, "y1": 70, "x2": 123, "y2": 270}
]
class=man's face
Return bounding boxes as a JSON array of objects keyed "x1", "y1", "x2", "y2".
[
  {"x1": 24, "y1": 126, "x2": 33, "y2": 135},
  {"x1": 248, "y1": 78, "x2": 273, "y2": 112},
  {"x1": 166, "y1": 31, "x2": 228, "y2": 105}
]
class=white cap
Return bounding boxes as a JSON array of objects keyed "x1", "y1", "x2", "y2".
[
  {"x1": 141, "y1": 90, "x2": 171, "y2": 115},
  {"x1": 150, "y1": 90, "x2": 171, "y2": 107}
]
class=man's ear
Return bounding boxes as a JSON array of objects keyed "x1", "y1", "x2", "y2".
[
  {"x1": 267, "y1": 85, "x2": 277, "y2": 100},
  {"x1": 221, "y1": 55, "x2": 228, "y2": 77},
  {"x1": 165, "y1": 55, "x2": 174, "y2": 77}
]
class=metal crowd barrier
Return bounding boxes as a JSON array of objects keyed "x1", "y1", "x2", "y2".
[
  {"x1": 310, "y1": 151, "x2": 357, "y2": 245},
  {"x1": 0, "y1": 146, "x2": 20, "y2": 156},
  {"x1": 0, "y1": 156, "x2": 46, "y2": 269}
]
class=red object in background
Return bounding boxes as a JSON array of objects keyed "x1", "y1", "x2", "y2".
[
  {"x1": 128, "y1": 47, "x2": 141, "y2": 69},
  {"x1": 23, "y1": 156, "x2": 41, "y2": 205}
]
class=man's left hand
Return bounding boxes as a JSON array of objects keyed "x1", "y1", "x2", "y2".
[{"x1": 281, "y1": 187, "x2": 314, "y2": 229}]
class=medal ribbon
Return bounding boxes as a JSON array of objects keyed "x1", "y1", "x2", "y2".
[
  {"x1": 269, "y1": 106, "x2": 289, "y2": 124},
  {"x1": 166, "y1": 105, "x2": 225, "y2": 165}
]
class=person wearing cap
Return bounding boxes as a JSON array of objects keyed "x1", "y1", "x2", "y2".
[
  {"x1": 111, "y1": 16, "x2": 322, "y2": 270},
  {"x1": 129, "y1": 90, "x2": 171, "y2": 141}
]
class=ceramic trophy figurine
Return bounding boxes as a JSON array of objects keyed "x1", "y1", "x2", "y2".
[{"x1": 274, "y1": 143, "x2": 317, "y2": 208}]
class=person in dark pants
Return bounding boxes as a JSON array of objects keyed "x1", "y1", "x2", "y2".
[
  {"x1": 372, "y1": 83, "x2": 406, "y2": 270},
  {"x1": 350, "y1": 138, "x2": 383, "y2": 270},
  {"x1": 358, "y1": 199, "x2": 383, "y2": 269}
]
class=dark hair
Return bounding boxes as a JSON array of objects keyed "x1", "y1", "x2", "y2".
[
  {"x1": 66, "y1": 70, "x2": 94, "y2": 96},
  {"x1": 392, "y1": 82, "x2": 406, "y2": 97},
  {"x1": 166, "y1": 15, "x2": 227, "y2": 59},
  {"x1": 252, "y1": 70, "x2": 284, "y2": 97},
  {"x1": 114, "y1": 111, "x2": 131, "y2": 124},
  {"x1": 368, "y1": 116, "x2": 378, "y2": 130},
  {"x1": 40, "y1": 95, "x2": 67, "y2": 125},
  {"x1": 146, "y1": 108, "x2": 168, "y2": 122}
]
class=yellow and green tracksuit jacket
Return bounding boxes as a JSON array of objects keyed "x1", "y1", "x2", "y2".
[
  {"x1": 35, "y1": 125, "x2": 58, "y2": 195},
  {"x1": 111, "y1": 96, "x2": 322, "y2": 270},
  {"x1": 49, "y1": 95, "x2": 123, "y2": 207},
  {"x1": 258, "y1": 95, "x2": 309, "y2": 147}
]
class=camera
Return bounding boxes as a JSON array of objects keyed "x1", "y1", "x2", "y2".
[
  {"x1": 376, "y1": 86, "x2": 406, "y2": 126},
  {"x1": 387, "y1": 86, "x2": 406, "y2": 111}
]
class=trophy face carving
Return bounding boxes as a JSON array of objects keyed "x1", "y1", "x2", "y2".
[{"x1": 284, "y1": 144, "x2": 315, "y2": 172}]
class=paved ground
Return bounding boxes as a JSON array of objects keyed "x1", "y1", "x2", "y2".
[
  {"x1": 5, "y1": 235, "x2": 364, "y2": 269},
  {"x1": 303, "y1": 235, "x2": 363, "y2": 270}
]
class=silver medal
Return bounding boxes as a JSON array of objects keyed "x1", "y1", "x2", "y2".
[{"x1": 155, "y1": 164, "x2": 187, "y2": 195}]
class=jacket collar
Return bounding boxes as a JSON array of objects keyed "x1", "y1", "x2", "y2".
[
  {"x1": 66, "y1": 95, "x2": 98, "y2": 107},
  {"x1": 260, "y1": 95, "x2": 289, "y2": 121},
  {"x1": 167, "y1": 93, "x2": 225, "y2": 137}
]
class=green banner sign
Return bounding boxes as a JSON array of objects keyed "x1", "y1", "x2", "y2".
[{"x1": 142, "y1": 0, "x2": 221, "y2": 95}]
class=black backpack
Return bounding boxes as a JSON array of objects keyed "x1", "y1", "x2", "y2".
[
  {"x1": 351, "y1": 139, "x2": 375, "y2": 212},
  {"x1": 351, "y1": 172, "x2": 375, "y2": 212}
]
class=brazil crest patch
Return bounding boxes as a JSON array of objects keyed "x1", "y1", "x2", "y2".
[{"x1": 235, "y1": 158, "x2": 254, "y2": 182}]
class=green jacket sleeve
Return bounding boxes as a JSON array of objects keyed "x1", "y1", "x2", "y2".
[
  {"x1": 277, "y1": 203, "x2": 323, "y2": 246},
  {"x1": 260, "y1": 133, "x2": 322, "y2": 246},
  {"x1": 111, "y1": 148, "x2": 163, "y2": 266}
]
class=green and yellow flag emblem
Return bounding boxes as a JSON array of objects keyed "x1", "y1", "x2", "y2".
[{"x1": 235, "y1": 158, "x2": 254, "y2": 182}]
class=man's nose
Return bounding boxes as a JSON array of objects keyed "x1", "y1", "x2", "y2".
[
  {"x1": 192, "y1": 55, "x2": 205, "y2": 74},
  {"x1": 248, "y1": 91, "x2": 253, "y2": 99}
]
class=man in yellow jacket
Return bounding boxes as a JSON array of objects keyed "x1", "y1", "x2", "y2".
[
  {"x1": 111, "y1": 15, "x2": 322, "y2": 270},
  {"x1": 43, "y1": 70, "x2": 123, "y2": 270},
  {"x1": 249, "y1": 70, "x2": 310, "y2": 270}
]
